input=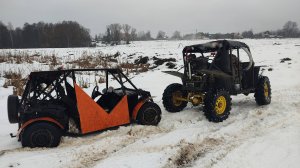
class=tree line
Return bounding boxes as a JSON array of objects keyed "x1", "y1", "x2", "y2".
[
  {"x1": 0, "y1": 21, "x2": 91, "y2": 49},
  {"x1": 241, "y1": 21, "x2": 300, "y2": 38},
  {"x1": 99, "y1": 21, "x2": 300, "y2": 45},
  {"x1": 170, "y1": 21, "x2": 300, "y2": 40},
  {"x1": 0, "y1": 20, "x2": 299, "y2": 48},
  {"x1": 99, "y1": 23, "x2": 169, "y2": 45}
]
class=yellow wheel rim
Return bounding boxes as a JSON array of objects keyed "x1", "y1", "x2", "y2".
[
  {"x1": 172, "y1": 91, "x2": 182, "y2": 106},
  {"x1": 264, "y1": 82, "x2": 269, "y2": 97},
  {"x1": 215, "y1": 96, "x2": 227, "y2": 115}
]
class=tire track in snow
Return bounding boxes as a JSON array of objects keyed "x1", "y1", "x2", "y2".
[
  {"x1": 161, "y1": 88, "x2": 300, "y2": 168},
  {"x1": 61, "y1": 126, "x2": 170, "y2": 168},
  {"x1": 1, "y1": 89, "x2": 299, "y2": 167},
  {"x1": 0, "y1": 147, "x2": 46, "y2": 158}
]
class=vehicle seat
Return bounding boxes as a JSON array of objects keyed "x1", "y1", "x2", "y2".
[
  {"x1": 210, "y1": 48, "x2": 231, "y2": 74},
  {"x1": 62, "y1": 82, "x2": 81, "y2": 127},
  {"x1": 65, "y1": 82, "x2": 76, "y2": 101},
  {"x1": 96, "y1": 90, "x2": 123, "y2": 112}
]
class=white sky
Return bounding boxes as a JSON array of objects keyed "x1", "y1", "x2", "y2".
[{"x1": 0, "y1": 0, "x2": 299, "y2": 36}]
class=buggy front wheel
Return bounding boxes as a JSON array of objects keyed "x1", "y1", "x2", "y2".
[{"x1": 137, "y1": 102, "x2": 161, "y2": 125}]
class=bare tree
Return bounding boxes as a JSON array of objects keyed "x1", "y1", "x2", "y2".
[
  {"x1": 108, "y1": 23, "x2": 122, "y2": 45},
  {"x1": 171, "y1": 30, "x2": 181, "y2": 40},
  {"x1": 156, "y1": 31, "x2": 166, "y2": 40},
  {"x1": 102, "y1": 27, "x2": 112, "y2": 44},
  {"x1": 122, "y1": 24, "x2": 131, "y2": 44},
  {"x1": 241, "y1": 30, "x2": 254, "y2": 38},
  {"x1": 7, "y1": 22, "x2": 14, "y2": 48},
  {"x1": 145, "y1": 31, "x2": 152, "y2": 40},
  {"x1": 282, "y1": 21, "x2": 299, "y2": 37},
  {"x1": 137, "y1": 31, "x2": 146, "y2": 40},
  {"x1": 130, "y1": 28, "x2": 137, "y2": 41}
]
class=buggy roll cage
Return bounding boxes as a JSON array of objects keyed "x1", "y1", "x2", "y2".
[{"x1": 20, "y1": 68, "x2": 145, "y2": 105}]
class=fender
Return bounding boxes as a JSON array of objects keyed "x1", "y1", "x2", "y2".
[
  {"x1": 132, "y1": 100, "x2": 145, "y2": 120},
  {"x1": 17, "y1": 117, "x2": 64, "y2": 136},
  {"x1": 132, "y1": 96, "x2": 155, "y2": 120},
  {"x1": 162, "y1": 71, "x2": 184, "y2": 78}
]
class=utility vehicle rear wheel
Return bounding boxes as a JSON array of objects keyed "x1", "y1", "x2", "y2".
[
  {"x1": 255, "y1": 76, "x2": 271, "y2": 105},
  {"x1": 162, "y1": 83, "x2": 188, "y2": 112},
  {"x1": 204, "y1": 90, "x2": 231, "y2": 122},
  {"x1": 21, "y1": 122, "x2": 62, "y2": 148},
  {"x1": 137, "y1": 102, "x2": 161, "y2": 125}
]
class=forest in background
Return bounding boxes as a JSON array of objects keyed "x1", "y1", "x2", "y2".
[{"x1": 0, "y1": 20, "x2": 299, "y2": 49}]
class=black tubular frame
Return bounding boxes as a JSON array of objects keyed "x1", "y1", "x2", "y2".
[{"x1": 20, "y1": 68, "x2": 143, "y2": 105}]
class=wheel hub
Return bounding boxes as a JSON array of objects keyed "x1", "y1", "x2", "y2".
[
  {"x1": 143, "y1": 108, "x2": 157, "y2": 123},
  {"x1": 31, "y1": 129, "x2": 52, "y2": 147},
  {"x1": 264, "y1": 82, "x2": 269, "y2": 97},
  {"x1": 215, "y1": 96, "x2": 226, "y2": 115},
  {"x1": 172, "y1": 91, "x2": 183, "y2": 106}
]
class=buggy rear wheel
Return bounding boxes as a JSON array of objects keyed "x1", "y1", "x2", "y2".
[
  {"x1": 137, "y1": 102, "x2": 161, "y2": 125},
  {"x1": 21, "y1": 122, "x2": 62, "y2": 148},
  {"x1": 255, "y1": 76, "x2": 271, "y2": 105},
  {"x1": 204, "y1": 90, "x2": 231, "y2": 122},
  {"x1": 162, "y1": 83, "x2": 188, "y2": 112}
]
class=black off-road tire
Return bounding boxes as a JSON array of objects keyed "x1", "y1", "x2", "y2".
[
  {"x1": 21, "y1": 122, "x2": 62, "y2": 148},
  {"x1": 137, "y1": 102, "x2": 161, "y2": 126},
  {"x1": 7, "y1": 95, "x2": 20, "y2": 124},
  {"x1": 255, "y1": 76, "x2": 271, "y2": 105},
  {"x1": 162, "y1": 83, "x2": 188, "y2": 112},
  {"x1": 203, "y1": 90, "x2": 232, "y2": 122}
]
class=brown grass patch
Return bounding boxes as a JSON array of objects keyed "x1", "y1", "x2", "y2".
[{"x1": 3, "y1": 71, "x2": 27, "y2": 96}]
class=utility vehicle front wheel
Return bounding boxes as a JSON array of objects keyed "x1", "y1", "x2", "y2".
[
  {"x1": 255, "y1": 76, "x2": 271, "y2": 105},
  {"x1": 21, "y1": 122, "x2": 62, "y2": 148},
  {"x1": 162, "y1": 83, "x2": 188, "y2": 112},
  {"x1": 204, "y1": 90, "x2": 231, "y2": 122},
  {"x1": 137, "y1": 102, "x2": 161, "y2": 125}
]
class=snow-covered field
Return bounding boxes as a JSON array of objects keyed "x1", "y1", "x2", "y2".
[{"x1": 0, "y1": 39, "x2": 300, "y2": 168}]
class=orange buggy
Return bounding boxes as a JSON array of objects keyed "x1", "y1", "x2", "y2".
[{"x1": 7, "y1": 68, "x2": 161, "y2": 147}]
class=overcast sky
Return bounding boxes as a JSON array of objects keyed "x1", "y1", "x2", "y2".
[{"x1": 1, "y1": 0, "x2": 299, "y2": 36}]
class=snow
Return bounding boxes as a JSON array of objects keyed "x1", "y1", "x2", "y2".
[
  {"x1": 211, "y1": 124, "x2": 300, "y2": 168},
  {"x1": 0, "y1": 39, "x2": 300, "y2": 168}
]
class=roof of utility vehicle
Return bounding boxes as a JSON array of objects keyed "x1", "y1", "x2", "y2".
[{"x1": 183, "y1": 40, "x2": 250, "y2": 53}]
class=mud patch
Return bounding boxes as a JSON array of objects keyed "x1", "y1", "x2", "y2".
[{"x1": 164, "y1": 138, "x2": 222, "y2": 168}]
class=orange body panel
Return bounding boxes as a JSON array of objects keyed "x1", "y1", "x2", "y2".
[
  {"x1": 18, "y1": 117, "x2": 64, "y2": 135},
  {"x1": 74, "y1": 83, "x2": 130, "y2": 134},
  {"x1": 132, "y1": 100, "x2": 145, "y2": 120}
]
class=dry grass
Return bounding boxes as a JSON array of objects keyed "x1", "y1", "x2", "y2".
[
  {"x1": 98, "y1": 77, "x2": 105, "y2": 83},
  {"x1": 119, "y1": 62, "x2": 149, "y2": 74},
  {"x1": 3, "y1": 70, "x2": 27, "y2": 96},
  {"x1": 0, "y1": 50, "x2": 153, "y2": 96},
  {"x1": 78, "y1": 76, "x2": 90, "y2": 88},
  {"x1": 66, "y1": 51, "x2": 118, "y2": 69},
  {"x1": 0, "y1": 50, "x2": 148, "y2": 74},
  {"x1": 0, "y1": 51, "x2": 62, "y2": 65}
]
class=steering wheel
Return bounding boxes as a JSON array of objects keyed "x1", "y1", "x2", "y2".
[{"x1": 91, "y1": 86, "x2": 102, "y2": 99}]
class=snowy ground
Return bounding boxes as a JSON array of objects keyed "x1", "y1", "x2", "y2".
[{"x1": 0, "y1": 39, "x2": 300, "y2": 168}]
